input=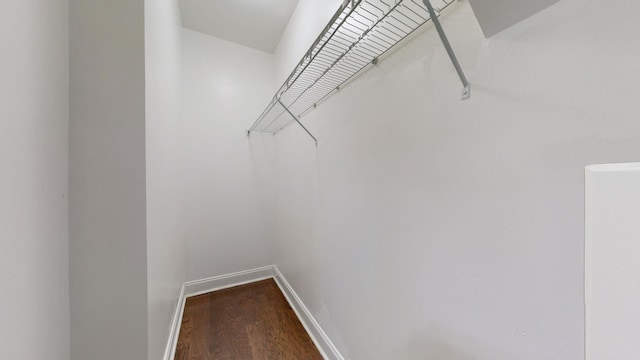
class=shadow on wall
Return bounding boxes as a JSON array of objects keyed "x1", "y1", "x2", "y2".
[
  {"x1": 391, "y1": 321, "x2": 509, "y2": 360},
  {"x1": 396, "y1": 337, "x2": 479, "y2": 360},
  {"x1": 401, "y1": 338, "x2": 479, "y2": 360}
]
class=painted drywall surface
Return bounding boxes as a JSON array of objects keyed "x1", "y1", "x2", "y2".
[
  {"x1": 179, "y1": 0, "x2": 300, "y2": 53},
  {"x1": 69, "y1": 0, "x2": 148, "y2": 359},
  {"x1": 180, "y1": 29, "x2": 275, "y2": 280},
  {"x1": 146, "y1": 1, "x2": 188, "y2": 359},
  {"x1": 267, "y1": 0, "x2": 640, "y2": 359},
  {"x1": 273, "y1": 0, "x2": 344, "y2": 86},
  {"x1": 0, "y1": 0, "x2": 69, "y2": 359},
  {"x1": 585, "y1": 164, "x2": 640, "y2": 360}
]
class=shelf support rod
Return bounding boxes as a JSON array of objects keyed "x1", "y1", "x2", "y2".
[
  {"x1": 422, "y1": 0, "x2": 471, "y2": 100},
  {"x1": 277, "y1": 99, "x2": 318, "y2": 146}
]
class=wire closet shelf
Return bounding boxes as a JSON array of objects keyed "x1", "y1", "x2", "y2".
[{"x1": 248, "y1": 0, "x2": 468, "y2": 140}]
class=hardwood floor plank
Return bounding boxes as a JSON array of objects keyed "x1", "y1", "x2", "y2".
[{"x1": 175, "y1": 279, "x2": 323, "y2": 360}]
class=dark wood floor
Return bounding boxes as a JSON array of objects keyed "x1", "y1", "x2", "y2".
[{"x1": 175, "y1": 279, "x2": 324, "y2": 360}]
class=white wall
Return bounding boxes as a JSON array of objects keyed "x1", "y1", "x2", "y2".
[
  {"x1": 266, "y1": 0, "x2": 640, "y2": 359},
  {"x1": 0, "y1": 1, "x2": 69, "y2": 359},
  {"x1": 585, "y1": 163, "x2": 640, "y2": 360},
  {"x1": 69, "y1": 0, "x2": 148, "y2": 359},
  {"x1": 274, "y1": 0, "x2": 343, "y2": 84},
  {"x1": 146, "y1": 1, "x2": 188, "y2": 359},
  {"x1": 180, "y1": 29, "x2": 275, "y2": 280}
]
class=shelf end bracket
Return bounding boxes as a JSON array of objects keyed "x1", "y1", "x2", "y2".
[{"x1": 277, "y1": 99, "x2": 318, "y2": 146}]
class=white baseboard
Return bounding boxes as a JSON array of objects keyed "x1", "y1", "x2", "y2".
[
  {"x1": 272, "y1": 266, "x2": 345, "y2": 360},
  {"x1": 184, "y1": 265, "x2": 276, "y2": 297},
  {"x1": 163, "y1": 265, "x2": 345, "y2": 360},
  {"x1": 162, "y1": 283, "x2": 185, "y2": 360}
]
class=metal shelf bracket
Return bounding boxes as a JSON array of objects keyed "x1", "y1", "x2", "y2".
[
  {"x1": 277, "y1": 99, "x2": 318, "y2": 146},
  {"x1": 422, "y1": 0, "x2": 471, "y2": 100}
]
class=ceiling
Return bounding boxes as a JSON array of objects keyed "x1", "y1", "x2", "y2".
[
  {"x1": 179, "y1": 0, "x2": 301, "y2": 53},
  {"x1": 179, "y1": 0, "x2": 560, "y2": 54},
  {"x1": 468, "y1": 0, "x2": 559, "y2": 37}
]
